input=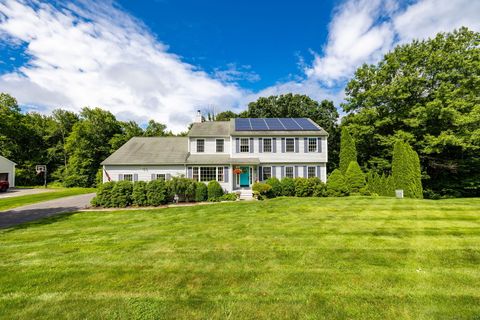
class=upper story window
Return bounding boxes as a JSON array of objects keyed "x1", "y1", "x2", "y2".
[
  {"x1": 240, "y1": 138, "x2": 249, "y2": 153},
  {"x1": 196, "y1": 139, "x2": 205, "y2": 153},
  {"x1": 263, "y1": 138, "x2": 272, "y2": 152},
  {"x1": 285, "y1": 138, "x2": 295, "y2": 152},
  {"x1": 308, "y1": 138, "x2": 317, "y2": 152},
  {"x1": 216, "y1": 139, "x2": 224, "y2": 153}
]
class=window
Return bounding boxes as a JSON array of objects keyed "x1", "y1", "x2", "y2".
[
  {"x1": 196, "y1": 139, "x2": 205, "y2": 153},
  {"x1": 200, "y1": 167, "x2": 217, "y2": 182},
  {"x1": 262, "y1": 166, "x2": 271, "y2": 180},
  {"x1": 216, "y1": 139, "x2": 224, "y2": 153},
  {"x1": 263, "y1": 138, "x2": 272, "y2": 152},
  {"x1": 285, "y1": 166, "x2": 294, "y2": 178},
  {"x1": 308, "y1": 138, "x2": 317, "y2": 152},
  {"x1": 156, "y1": 174, "x2": 166, "y2": 181},
  {"x1": 240, "y1": 138, "x2": 249, "y2": 153},
  {"x1": 217, "y1": 167, "x2": 224, "y2": 182},
  {"x1": 192, "y1": 167, "x2": 199, "y2": 181},
  {"x1": 285, "y1": 138, "x2": 295, "y2": 152},
  {"x1": 308, "y1": 167, "x2": 316, "y2": 178},
  {"x1": 123, "y1": 174, "x2": 133, "y2": 181}
]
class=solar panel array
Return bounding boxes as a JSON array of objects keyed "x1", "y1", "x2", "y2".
[{"x1": 235, "y1": 118, "x2": 319, "y2": 131}]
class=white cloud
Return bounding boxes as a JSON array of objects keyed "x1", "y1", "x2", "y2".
[{"x1": 0, "y1": 0, "x2": 245, "y2": 132}]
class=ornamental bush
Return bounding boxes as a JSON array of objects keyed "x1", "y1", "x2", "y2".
[
  {"x1": 326, "y1": 169, "x2": 349, "y2": 197},
  {"x1": 392, "y1": 141, "x2": 423, "y2": 198},
  {"x1": 265, "y1": 177, "x2": 282, "y2": 197},
  {"x1": 294, "y1": 178, "x2": 312, "y2": 197},
  {"x1": 339, "y1": 127, "x2": 357, "y2": 174},
  {"x1": 220, "y1": 193, "x2": 237, "y2": 201},
  {"x1": 313, "y1": 181, "x2": 327, "y2": 197},
  {"x1": 147, "y1": 179, "x2": 167, "y2": 206},
  {"x1": 281, "y1": 177, "x2": 296, "y2": 196},
  {"x1": 111, "y1": 181, "x2": 133, "y2": 208},
  {"x1": 185, "y1": 179, "x2": 197, "y2": 202},
  {"x1": 194, "y1": 182, "x2": 208, "y2": 202},
  {"x1": 91, "y1": 181, "x2": 115, "y2": 207},
  {"x1": 252, "y1": 182, "x2": 272, "y2": 196},
  {"x1": 132, "y1": 181, "x2": 148, "y2": 206},
  {"x1": 345, "y1": 161, "x2": 365, "y2": 193},
  {"x1": 207, "y1": 180, "x2": 224, "y2": 200}
]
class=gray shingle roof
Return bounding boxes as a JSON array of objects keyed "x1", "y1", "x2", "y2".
[
  {"x1": 188, "y1": 121, "x2": 231, "y2": 137},
  {"x1": 101, "y1": 137, "x2": 188, "y2": 165},
  {"x1": 186, "y1": 155, "x2": 260, "y2": 165}
]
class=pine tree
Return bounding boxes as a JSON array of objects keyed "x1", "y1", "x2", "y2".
[
  {"x1": 339, "y1": 127, "x2": 357, "y2": 174},
  {"x1": 326, "y1": 169, "x2": 349, "y2": 197},
  {"x1": 345, "y1": 161, "x2": 365, "y2": 193}
]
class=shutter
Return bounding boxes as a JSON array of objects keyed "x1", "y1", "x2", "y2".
[
  {"x1": 318, "y1": 137, "x2": 322, "y2": 153},
  {"x1": 294, "y1": 166, "x2": 299, "y2": 178},
  {"x1": 295, "y1": 138, "x2": 299, "y2": 153},
  {"x1": 236, "y1": 138, "x2": 240, "y2": 153},
  {"x1": 151, "y1": 173, "x2": 156, "y2": 181},
  {"x1": 281, "y1": 138, "x2": 285, "y2": 153},
  {"x1": 187, "y1": 167, "x2": 193, "y2": 179},
  {"x1": 166, "y1": 173, "x2": 171, "y2": 181},
  {"x1": 224, "y1": 166, "x2": 229, "y2": 183},
  {"x1": 118, "y1": 174, "x2": 123, "y2": 181},
  {"x1": 303, "y1": 166, "x2": 307, "y2": 178},
  {"x1": 304, "y1": 138, "x2": 308, "y2": 153},
  {"x1": 258, "y1": 166, "x2": 263, "y2": 181},
  {"x1": 272, "y1": 138, "x2": 277, "y2": 153},
  {"x1": 249, "y1": 138, "x2": 254, "y2": 153},
  {"x1": 317, "y1": 166, "x2": 321, "y2": 179},
  {"x1": 259, "y1": 138, "x2": 263, "y2": 153},
  {"x1": 280, "y1": 166, "x2": 285, "y2": 179},
  {"x1": 272, "y1": 166, "x2": 276, "y2": 178},
  {"x1": 133, "y1": 174, "x2": 138, "y2": 182}
]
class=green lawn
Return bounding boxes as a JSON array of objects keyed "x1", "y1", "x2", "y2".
[
  {"x1": 0, "y1": 197, "x2": 479, "y2": 319},
  {"x1": 0, "y1": 188, "x2": 96, "y2": 211}
]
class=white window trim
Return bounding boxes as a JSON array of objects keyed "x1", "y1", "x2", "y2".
[
  {"x1": 196, "y1": 139, "x2": 205, "y2": 153},
  {"x1": 240, "y1": 138, "x2": 249, "y2": 153},
  {"x1": 192, "y1": 166, "x2": 225, "y2": 182},
  {"x1": 308, "y1": 137, "x2": 317, "y2": 152},
  {"x1": 263, "y1": 138, "x2": 272, "y2": 153}
]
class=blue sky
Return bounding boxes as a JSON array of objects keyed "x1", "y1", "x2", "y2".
[{"x1": 0, "y1": 0, "x2": 479, "y2": 131}]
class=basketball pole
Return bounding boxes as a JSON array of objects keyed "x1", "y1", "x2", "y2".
[{"x1": 44, "y1": 167, "x2": 47, "y2": 189}]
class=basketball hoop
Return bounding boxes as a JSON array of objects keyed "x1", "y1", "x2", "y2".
[{"x1": 36, "y1": 165, "x2": 46, "y2": 175}]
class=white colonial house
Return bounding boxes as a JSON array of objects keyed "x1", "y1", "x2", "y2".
[
  {"x1": 102, "y1": 112, "x2": 328, "y2": 197},
  {"x1": 0, "y1": 155, "x2": 16, "y2": 188}
]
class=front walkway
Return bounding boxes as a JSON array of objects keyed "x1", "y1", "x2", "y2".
[{"x1": 0, "y1": 193, "x2": 95, "y2": 229}]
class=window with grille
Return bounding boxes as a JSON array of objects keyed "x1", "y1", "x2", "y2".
[
  {"x1": 285, "y1": 138, "x2": 295, "y2": 152},
  {"x1": 156, "y1": 174, "x2": 166, "y2": 181},
  {"x1": 216, "y1": 139, "x2": 224, "y2": 153},
  {"x1": 217, "y1": 167, "x2": 224, "y2": 182},
  {"x1": 308, "y1": 167, "x2": 316, "y2": 178},
  {"x1": 192, "y1": 167, "x2": 199, "y2": 181},
  {"x1": 123, "y1": 174, "x2": 133, "y2": 181},
  {"x1": 262, "y1": 166, "x2": 271, "y2": 180},
  {"x1": 196, "y1": 139, "x2": 205, "y2": 153},
  {"x1": 263, "y1": 138, "x2": 272, "y2": 152},
  {"x1": 285, "y1": 166, "x2": 294, "y2": 178},
  {"x1": 200, "y1": 167, "x2": 217, "y2": 182},
  {"x1": 308, "y1": 138, "x2": 317, "y2": 152},
  {"x1": 240, "y1": 138, "x2": 249, "y2": 152}
]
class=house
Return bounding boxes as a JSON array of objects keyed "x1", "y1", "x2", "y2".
[
  {"x1": 0, "y1": 155, "x2": 16, "y2": 188},
  {"x1": 101, "y1": 112, "x2": 328, "y2": 196}
]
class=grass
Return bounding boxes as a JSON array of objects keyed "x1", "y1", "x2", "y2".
[
  {"x1": 0, "y1": 197, "x2": 479, "y2": 319},
  {"x1": 0, "y1": 188, "x2": 96, "y2": 211}
]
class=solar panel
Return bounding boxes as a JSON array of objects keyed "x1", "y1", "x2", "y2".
[
  {"x1": 295, "y1": 118, "x2": 319, "y2": 131},
  {"x1": 250, "y1": 118, "x2": 268, "y2": 130},
  {"x1": 235, "y1": 118, "x2": 251, "y2": 131},
  {"x1": 265, "y1": 118, "x2": 285, "y2": 130},
  {"x1": 279, "y1": 118, "x2": 302, "y2": 130}
]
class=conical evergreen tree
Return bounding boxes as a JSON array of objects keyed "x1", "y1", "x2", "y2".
[
  {"x1": 392, "y1": 141, "x2": 423, "y2": 198},
  {"x1": 326, "y1": 169, "x2": 349, "y2": 197},
  {"x1": 345, "y1": 161, "x2": 365, "y2": 193},
  {"x1": 339, "y1": 127, "x2": 357, "y2": 174}
]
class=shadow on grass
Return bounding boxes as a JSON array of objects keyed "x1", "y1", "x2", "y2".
[{"x1": 0, "y1": 207, "x2": 80, "y2": 231}]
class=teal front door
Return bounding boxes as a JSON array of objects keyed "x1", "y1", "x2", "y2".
[{"x1": 240, "y1": 166, "x2": 250, "y2": 187}]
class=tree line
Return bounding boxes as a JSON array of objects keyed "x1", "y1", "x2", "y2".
[{"x1": 0, "y1": 27, "x2": 478, "y2": 197}]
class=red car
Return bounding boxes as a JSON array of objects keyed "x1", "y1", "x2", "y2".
[{"x1": 0, "y1": 180, "x2": 9, "y2": 192}]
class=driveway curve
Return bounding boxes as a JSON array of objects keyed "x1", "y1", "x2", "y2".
[{"x1": 0, "y1": 193, "x2": 95, "y2": 229}]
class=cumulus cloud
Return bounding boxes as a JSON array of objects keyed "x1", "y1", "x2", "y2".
[{"x1": 0, "y1": 0, "x2": 244, "y2": 132}]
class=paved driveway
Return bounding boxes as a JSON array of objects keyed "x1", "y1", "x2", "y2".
[
  {"x1": 0, "y1": 188, "x2": 53, "y2": 199},
  {"x1": 0, "y1": 193, "x2": 96, "y2": 229}
]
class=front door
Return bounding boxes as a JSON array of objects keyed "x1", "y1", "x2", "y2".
[{"x1": 240, "y1": 166, "x2": 250, "y2": 187}]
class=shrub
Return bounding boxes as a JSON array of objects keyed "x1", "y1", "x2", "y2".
[
  {"x1": 366, "y1": 171, "x2": 395, "y2": 197},
  {"x1": 194, "y1": 182, "x2": 208, "y2": 202},
  {"x1": 345, "y1": 161, "x2": 365, "y2": 193},
  {"x1": 252, "y1": 182, "x2": 272, "y2": 198},
  {"x1": 91, "y1": 181, "x2": 115, "y2": 207},
  {"x1": 281, "y1": 177, "x2": 295, "y2": 196},
  {"x1": 185, "y1": 179, "x2": 197, "y2": 202},
  {"x1": 326, "y1": 169, "x2": 349, "y2": 197},
  {"x1": 339, "y1": 127, "x2": 357, "y2": 174},
  {"x1": 164, "y1": 180, "x2": 175, "y2": 203},
  {"x1": 313, "y1": 181, "x2": 327, "y2": 197},
  {"x1": 169, "y1": 177, "x2": 190, "y2": 202},
  {"x1": 294, "y1": 178, "x2": 311, "y2": 197},
  {"x1": 220, "y1": 193, "x2": 237, "y2": 201},
  {"x1": 111, "y1": 181, "x2": 133, "y2": 207},
  {"x1": 265, "y1": 177, "x2": 282, "y2": 197},
  {"x1": 147, "y1": 179, "x2": 167, "y2": 206},
  {"x1": 392, "y1": 141, "x2": 423, "y2": 199},
  {"x1": 207, "y1": 180, "x2": 224, "y2": 200},
  {"x1": 132, "y1": 181, "x2": 148, "y2": 206}
]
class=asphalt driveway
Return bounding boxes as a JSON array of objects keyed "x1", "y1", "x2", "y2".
[
  {"x1": 0, "y1": 188, "x2": 54, "y2": 199},
  {"x1": 0, "y1": 193, "x2": 95, "y2": 228}
]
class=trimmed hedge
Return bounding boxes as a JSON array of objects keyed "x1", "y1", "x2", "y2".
[
  {"x1": 132, "y1": 181, "x2": 148, "y2": 206},
  {"x1": 281, "y1": 178, "x2": 296, "y2": 196},
  {"x1": 147, "y1": 180, "x2": 167, "y2": 206},
  {"x1": 265, "y1": 177, "x2": 282, "y2": 197},
  {"x1": 195, "y1": 182, "x2": 208, "y2": 202},
  {"x1": 207, "y1": 180, "x2": 224, "y2": 200}
]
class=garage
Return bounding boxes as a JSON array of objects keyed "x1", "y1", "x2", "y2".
[{"x1": 0, "y1": 155, "x2": 16, "y2": 189}]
